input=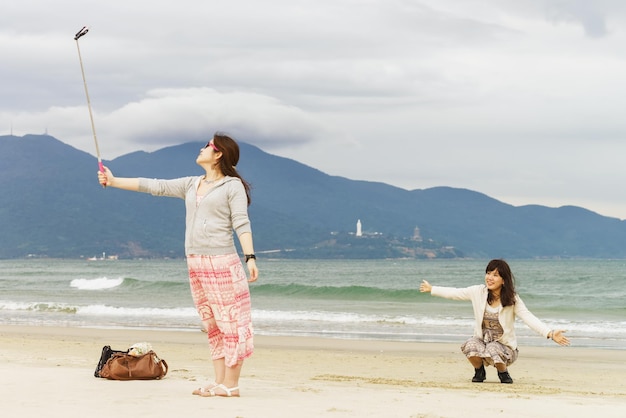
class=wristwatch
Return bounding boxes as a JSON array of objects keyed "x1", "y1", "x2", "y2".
[{"x1": 245, "y1": 254, "x2": 256, "y2": 262}]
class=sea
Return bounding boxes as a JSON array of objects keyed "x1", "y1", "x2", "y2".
[{"x1": 1, "y1": 258, "x2": 624, "y2": 350}]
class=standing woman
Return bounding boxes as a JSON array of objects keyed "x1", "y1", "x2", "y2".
[
  {"x1": 419, "y1": 259, "x2": 569, "y2": 384},
  {"x1": 98, "y1": 133, "x2": 258, "y2": 397}
]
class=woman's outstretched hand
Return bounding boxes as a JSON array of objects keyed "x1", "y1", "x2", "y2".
[
  {"x1": 552, "y1": 330, "x2": 570, "y2": 346},
  {"x1": 97, "y1": 166, "x2": 113, "y2": 187},
  {"x1": 420, "y1": 280, "x2": 432, "y2": 293}
]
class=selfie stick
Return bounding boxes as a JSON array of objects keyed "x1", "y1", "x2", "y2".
[{"x1": 74, "y1": 26, "x2": 105, "y2": 178}]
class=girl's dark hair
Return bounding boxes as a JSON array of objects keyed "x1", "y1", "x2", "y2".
[
  {"x1": 212, "y1": 132, "x2": 251, "y2": 206},
  {"x1": 486, "y1": 259, "x2": 516, "y2": 307}
]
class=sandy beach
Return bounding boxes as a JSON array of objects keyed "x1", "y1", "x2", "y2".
[{"x1": 1, "y1": 325, "x2": 624, "y2": 418}]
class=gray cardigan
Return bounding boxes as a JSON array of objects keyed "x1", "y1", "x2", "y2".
[{"x1": 138, "y1": 175, "x2": 252, "y2": 256}]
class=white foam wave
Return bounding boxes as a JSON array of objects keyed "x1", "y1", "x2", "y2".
[
  {"x1": 0, "y1": 300, "x2": 75, "y2": 312},
  {"x1": 70, "y1": 277, "x2": 124, "y2": 290},
  {"x1": 0, "y1": 300, "x2": 197, "y2": 318},
  {"x1": 77, "y1": 304, "x2": 197, "y2": 318},
  {"x1": 252, "y1": 309, "x2": 473, "y2": 327}
]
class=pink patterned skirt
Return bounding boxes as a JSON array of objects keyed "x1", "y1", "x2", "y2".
[{"x1": 187, "y1": 253, "x2": 254, "y2": 367}]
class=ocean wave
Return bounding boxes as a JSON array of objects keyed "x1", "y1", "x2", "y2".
[
  {"x1": 255, "y1": 309, "x2": 411, "y2": 324},
  {"x1": 251, "y1": 283, "x2": 421, "y2": 300},
  {"x1": 2, "y1": 301, "x2": 626, "y2": 344},
  {"x1": 252, "y1": 309, "x2": 475, "y2": 328},
  {"x1": 77, "y1": 304, "x2": 196, "y2": 318},
  {"x1": 70, "y1": 277, "x2": 124, "y2": 290},
  {"x1": 68, "y1": 277, "x2": 187, "y2": 291},
  {"x1": 0, "y1": 301, "x2": 78, "y2": 314},
  {"x1": 0, "y1": 300, "x2": 196, "y2": 318}
]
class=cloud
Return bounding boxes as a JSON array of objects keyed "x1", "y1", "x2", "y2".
[
  {"x1": 544, "y1": 0, "x2": 608, "y2": 38},
  {"x1": 5, "y1": 88, "x2": 330, "y2": 157},
  {"x1": 3, "y1": 0, "x2": 626, "y2": 219},
  {"x1": 481, "y1": 0, "x2": 626, "y2": 39}
]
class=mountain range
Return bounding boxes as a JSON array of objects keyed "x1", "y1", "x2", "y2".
[{"x1": 1, "y1": 134, "x2": 625, "y2": 259}]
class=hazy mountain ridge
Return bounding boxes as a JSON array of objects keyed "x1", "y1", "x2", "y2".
[{"x1": 1, "y1": 134, "x2": 624, "y2": 259}]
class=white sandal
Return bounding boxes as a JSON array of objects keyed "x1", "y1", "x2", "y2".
[
  {"x1": 192, "y1": 382, "x2": 218, "y2": 396},
  {"x1": 199, "y1": 383, "x2": 240, "y2": 397}
]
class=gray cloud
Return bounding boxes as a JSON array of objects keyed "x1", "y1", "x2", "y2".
[
  {"x1": 2, "y1": 0, "x2": 626, "y2": 219},
  {"x1": 544, "y1": 0, "x2": 608, "y2": 38}
]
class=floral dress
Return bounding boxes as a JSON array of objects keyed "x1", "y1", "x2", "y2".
[{"x1": 461, "y1": 304, "x2": 519, "y2": 366}]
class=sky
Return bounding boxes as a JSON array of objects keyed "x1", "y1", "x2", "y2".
[{"x1": 2, "y1": 0, "x2": 626, "y2": 219}]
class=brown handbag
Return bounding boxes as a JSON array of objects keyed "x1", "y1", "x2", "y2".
[{"x1": 99, "y1": 351, "x2": 168, "y2": 380}]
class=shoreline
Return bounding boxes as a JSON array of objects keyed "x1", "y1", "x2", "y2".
[{"x1": 2, "y1": 325, "x2": 625, "y2": 417}]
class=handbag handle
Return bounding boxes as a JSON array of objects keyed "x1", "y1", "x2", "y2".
[{"x1": 159, "y1": 359, "x2": 169, "y2": 378}]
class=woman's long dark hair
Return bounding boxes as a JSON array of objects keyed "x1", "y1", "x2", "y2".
[
  {"x1": 486, "y1": 259, "x2": 516, "y2": 307},
  {"x1": 212, "y1": 132, "x2": 251, "y2": 206}
]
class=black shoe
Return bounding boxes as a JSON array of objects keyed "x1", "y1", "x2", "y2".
[
  {"x1": 472, "y1": 365, "x2": 486, "y2": 382},
  {"x1": 498, "y1": 370, "x2": 513, "y2": 384}
]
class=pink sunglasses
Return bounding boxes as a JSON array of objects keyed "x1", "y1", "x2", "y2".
[{"x1": 205, "y1": 142, "x2": 219, "y2": 152}]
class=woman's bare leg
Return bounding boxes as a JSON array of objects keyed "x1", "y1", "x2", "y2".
[{"x1": 468, "y1": 356, "x2": 483, "y2": 368}]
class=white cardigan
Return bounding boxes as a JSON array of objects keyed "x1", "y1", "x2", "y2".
[{"x1": 431, "y1": 284, "x2": 552, "y2": 350}]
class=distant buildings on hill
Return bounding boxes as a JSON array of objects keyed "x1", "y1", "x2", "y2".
[{"x1": 352, "y1": 219, "x2": 422, "y2": 241}]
